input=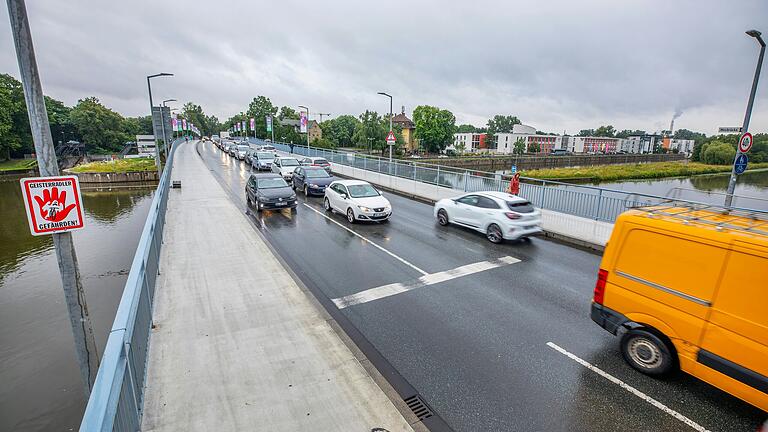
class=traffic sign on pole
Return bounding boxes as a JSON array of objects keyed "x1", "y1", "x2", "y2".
[
  {"x1": 386, "y1": 130, "x2": 396, "y2": 145},
  {"x1": 734, "y1": 153, "x2": 748, "y2": 175},
  {"x1": 20, "y1": 176, "x2": 85, "y2": 236},
  {"x1": 738, "y1": 132, "x2": 753, "y2": 153}
]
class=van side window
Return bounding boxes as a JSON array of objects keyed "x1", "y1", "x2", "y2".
[{"x1": 615, "y1": 229, "x2": 727, "y2": 307}]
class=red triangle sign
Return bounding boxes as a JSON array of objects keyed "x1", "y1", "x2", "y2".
[{"x1": 386, "y1": 131, "x2": 396, "y2": 142}]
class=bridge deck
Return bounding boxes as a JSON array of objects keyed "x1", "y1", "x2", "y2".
[{"x1": 141, "y1": 142, "x2": 412, "y2": 431}]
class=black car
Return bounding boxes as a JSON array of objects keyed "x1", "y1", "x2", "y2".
[
  {"x1": 292, "y1": 166, "x2": 335, "y2": 196},
  {"x1": 246, "y1": 173, "x2": 297, "y2": 212}
]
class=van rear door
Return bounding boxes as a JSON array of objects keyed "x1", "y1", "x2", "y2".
[{"x1": 696, "y1": 242, "x2": 768, "y2": 408}]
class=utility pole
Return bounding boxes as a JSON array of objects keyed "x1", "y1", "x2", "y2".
[
  {"x1": 7, "y1": 0, "x2": 99, "y2": 396},
  {"x1": 147, "y1": 73, "x2": 173, "y2": 176},
  {"x1": 725, "y1": 29, "x2": 765, "y2": 207},
  {"x1": 377, "y1": 92, "x2": 393, "y2": 162}
]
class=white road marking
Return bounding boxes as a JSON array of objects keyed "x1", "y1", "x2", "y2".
[
  {"x1": 302, "y1": 203, "x2": 429, "y2": 276},
  {"x1": 333, "y1": 256, "x2": 520, "y2": 308},
  {"x1": 545, "y1": 342, "x2": 711, "y2": 432}
]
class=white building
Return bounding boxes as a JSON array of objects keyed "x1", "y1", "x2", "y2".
[
  {"x1": 667, "y1": 138, "x2": 695, "y2": 155},
  {"x1": 136, "y1": 135, "x2": 156, "y2": 158},
  {"x1": 495, "y1": 124, "x2": 567, "y2": 154}
]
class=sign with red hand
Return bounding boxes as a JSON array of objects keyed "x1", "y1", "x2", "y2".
[{"x1": 20, "y1": 176, "x2": 85, "y2": 236}]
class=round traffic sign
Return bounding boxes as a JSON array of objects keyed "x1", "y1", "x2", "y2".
[
  {"x1": 738, "y1": 132, "x2": 753, "y2": 153},
  {"x1": 734, "y1": 153, "x2": 748, "y2": 175}
]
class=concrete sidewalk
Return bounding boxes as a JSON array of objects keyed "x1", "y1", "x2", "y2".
[{"x1": 141, "y1": 142, "x2": 413, "y2": 431}]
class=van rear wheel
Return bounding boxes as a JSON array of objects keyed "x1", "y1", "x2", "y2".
[{"x1": 620, "y1": 329, "x2": 675, "y2": 376}]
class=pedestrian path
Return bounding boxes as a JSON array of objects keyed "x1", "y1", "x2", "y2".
[{"x1": 141, "y1": 141, "x2": 413, "y2": 431}]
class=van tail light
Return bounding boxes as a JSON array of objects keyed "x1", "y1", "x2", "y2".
[
  {"x1": 505, "y1": 212, "x2": 521, "y2": 220},
  {"x1": 593, "y1": 269, "x2": 608, "y2": 305}
]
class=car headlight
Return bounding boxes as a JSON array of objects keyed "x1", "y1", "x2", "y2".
[
  {"x1": 309, "y1": 183, "x2": 320, "y2": 188},
  {"x1": 289, "y1": 194, "x2": 296, "y2": 200},
  {"x1": 358, "y1": 206, "x2": 372, "y2": 212}
]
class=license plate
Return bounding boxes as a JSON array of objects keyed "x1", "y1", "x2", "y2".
[{"x1": 276, "y1": 202, "x2": 287, "y2": 206}]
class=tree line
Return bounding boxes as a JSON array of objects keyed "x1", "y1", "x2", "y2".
[{"x1": 0, "y1": 73, "x2": 222, "y2": 159}]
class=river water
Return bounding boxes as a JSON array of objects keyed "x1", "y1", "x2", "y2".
[{"x1": 0, "y1": 176, "x2": 155, "y2": 431}]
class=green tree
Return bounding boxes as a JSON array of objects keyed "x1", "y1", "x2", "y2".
[
  {"x1": 278, "y1": 106, "x2": 299, "y2": 120},
  {"x1": 594, "y1": 125, "x2": 616, "y2": 137},
  {"x1": 246, "y1": 96, "x2": 278, "y2": 139},
  {"x1": 513, "y1": 137, "x2": 526, "y2": 155},
  {"x1": 615, "y1": 129, "x2": 646, "y2": 138},
  {"x1": 527, "y1": 141, "x2": 541, "y2": 153},
  {"x1": 701, "y1": 141, "x2": 736, "y2": 165},
  {"x1": 578, "y1": 129, "x2": 595, "y2": 136},
  {"x1": 486, "y1": 115, "x2": 521, "y2": 150},
  {"x1": 69, "y1": 97, "x2": 130, "y2": 153},
  {"x1": 321, "y1": 115, "x2": 359, "y2": 147},
  {"x1": 413, "y1": 105, "x2": 456, "y2": 153},
  {"x1": 352, "y1": 110, "x2": 385, "y2": 152},
  {"x1": 0, "y1": 73, "x2": 32, "y2": 158},
  {"x1": 456, "y1": 124, "x2": 478, "y2": 133},
  {"x1": 454, "y1": 142, "x2": 466, "y2": 154}
]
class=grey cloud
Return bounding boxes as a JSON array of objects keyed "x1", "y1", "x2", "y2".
[{"x1": 1, "y1": 0, "x2": 766, "y2": 134}]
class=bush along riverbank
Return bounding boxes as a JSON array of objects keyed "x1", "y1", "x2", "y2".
[
  {"x1": 520, "y1": 161, "x2": 768, "y2": 182},
  {"x1": 0, "y1": 158, "x2": 37, "y2": 173},
  {"x1": 66, "y1": 158, "x2": 159, "y2": 183}
]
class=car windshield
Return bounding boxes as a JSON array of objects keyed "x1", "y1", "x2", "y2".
[
  {"x1": 237, "y1": 145, "x2": 249, "y2": 151},
  {"x1": 347, "y1": 184, "x2": 378, "y2": 198},
  {"x1": 256, "y1": 152, "x2": 274, "y2": 159},
  {"x1": 257, "y1": 178, "x2": 288, "y2": 189},
  {"x1": 506, "y1": 201, "x2": 534, "y2": 213},
  {"x1": 305, "y1": 169, "x2": 331, "y2": 178},
  {"x1": 280, "y1": 159, "x2": 300, "y2": 166}
]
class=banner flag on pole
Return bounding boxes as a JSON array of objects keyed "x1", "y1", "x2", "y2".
[
  {"x1": 300, "y1": 112, "x2": 307, "y2": 133},
  {"x1": 266, "y1": 116, "x2": 272, "y2": 132},
  {"x1": 182, "y1": 119, "x2": 187, "y2": 131},
  {"x1": 251, "y1": 117, "x2": 256, "y2": 131}
]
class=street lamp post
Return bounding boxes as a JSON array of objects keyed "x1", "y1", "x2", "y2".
[
  {"x1": 161, "y1": 98, "x2": 176, "y2": 160},
  {"x1": 367, "y1": 137, "x2": 375, "y2": 154},
  {"x1": 147, "y1": 72, "x2": 173, "y2": 175},
  {"x1": 298, "y1": 105, "x2": 309, "y2": 147},
  {"x1": 377, "y1": 92, "x2": 393, "y2": 162},
  {"x1": 725, "y1": 29, "x2": 765, "y2": 207}
]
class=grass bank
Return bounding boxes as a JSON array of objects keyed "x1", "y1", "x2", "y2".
[
  {"x1": 520, "y1": 161, "x2": 768, "y2": 182},
  {"x1": 0, "y1": 159, "x2": 37, "y2": 172},
  {"x1": 70, "y1": 158, "x2": 156, "y2": 173}
]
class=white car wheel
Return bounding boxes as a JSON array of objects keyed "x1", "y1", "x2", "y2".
[{"x1": 347, "y1": 208, "x2": 356, "y2": 224}]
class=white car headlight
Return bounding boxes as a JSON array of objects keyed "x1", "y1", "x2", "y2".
[
  {"x1": 358, "y1": 206, "x2": 372, "y2": 212},
  {"x1": 384, "y1": 204, "x2": 392, "y2": 210}
]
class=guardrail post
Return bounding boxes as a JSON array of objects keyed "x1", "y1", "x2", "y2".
[
  {"x1": 437, "y1": 165, "x2": 440, "y2": 185},
  {"x1": 123, "y1": 342, "x2": 141, "y2": 425},
  {"x1": 594, "y1": 189, "x2": 603, "y2": 220}
]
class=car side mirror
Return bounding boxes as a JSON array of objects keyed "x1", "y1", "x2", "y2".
[{"x1": 340, "y1": 193, "x2": 348, "y2": 200}]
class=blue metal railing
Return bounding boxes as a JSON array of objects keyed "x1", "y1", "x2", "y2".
[{"x1": 80, "y1": 138, "x2": 183, "y2": 431}]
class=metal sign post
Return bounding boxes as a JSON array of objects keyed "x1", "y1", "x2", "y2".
[{"x1": 7, "y1": 0, "x2": 99, "y2": 396}]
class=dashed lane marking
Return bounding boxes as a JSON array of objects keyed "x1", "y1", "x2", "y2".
[
  {"x1": 333, "y1": 256, "x2": 520, "y2": 308},
  {"x1": 546, "y1": 342, "x2": 710, "y2": 432},
  {"x1": 303, "y1": 203, "x2": 429, "y2": 276}
]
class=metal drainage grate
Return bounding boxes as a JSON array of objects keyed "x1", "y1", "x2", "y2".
[{"x1": 404, "y1": 395, "x2": 433, "y2": 421}]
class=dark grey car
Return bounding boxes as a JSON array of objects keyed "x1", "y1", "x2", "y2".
[
  {"x1": 246, "y1": 173, "x2": 297, "y2": 212},
  {"x1": 291, "y1": 166, "x2": 335, "y2": 196}
]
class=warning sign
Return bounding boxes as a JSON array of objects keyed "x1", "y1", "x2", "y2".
[
  {"x1": 20, "y1": 176, "x2": 85, "y2": 236},
  {"x1": 386, "y1": 130, "x2": 396, "y2": 144}
]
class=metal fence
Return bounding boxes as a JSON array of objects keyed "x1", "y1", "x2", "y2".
[
  {"x1": 79, "y1": 138, "x2": 182, "y2": 432},
  {"x1": 256, "y1": 139, "x2": 677, "y2": 223}
]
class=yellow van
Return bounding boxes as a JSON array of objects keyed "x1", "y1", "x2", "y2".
[{"x1": 591, "y1": 205, "x2": 768, "y2": 412}]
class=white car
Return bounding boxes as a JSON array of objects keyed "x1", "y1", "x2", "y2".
[
  {"x1": 433, "y1": 191, "x2": 542, "y2": 243},
  {"x1": 271, "y1": 157, "x2": 301, "y2": 181},
  {"x1": 324, "y1": 180, "x2": 391, "y2": 223}
]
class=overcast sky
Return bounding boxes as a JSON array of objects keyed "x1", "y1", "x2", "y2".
[{"x1": 1, "y1": 0, "x2": 767, "y2": 135}]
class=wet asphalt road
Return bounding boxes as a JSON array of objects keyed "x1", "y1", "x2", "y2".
[{"x1": 196, "y1": 141, "x2": 765, "y2": 432}]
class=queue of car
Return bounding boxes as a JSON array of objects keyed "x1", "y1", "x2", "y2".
[{"x1": 212, "y1": 139, "x2": 541, "y2": 241}]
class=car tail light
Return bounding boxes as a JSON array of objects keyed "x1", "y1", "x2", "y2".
[
  {"x1": 593, "y1": 269, "x2": 608, "y2": 305},
  {"x1": 505, "y1": 212, "x2": 521, "y2": 220}
]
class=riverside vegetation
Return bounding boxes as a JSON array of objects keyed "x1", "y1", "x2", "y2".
[
  {"x1": 69, "y1": 158, "x2": 156, "y2": 173},
  {"x1": 520, "y1": 161, "x2": 768, "y2": 182}
]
